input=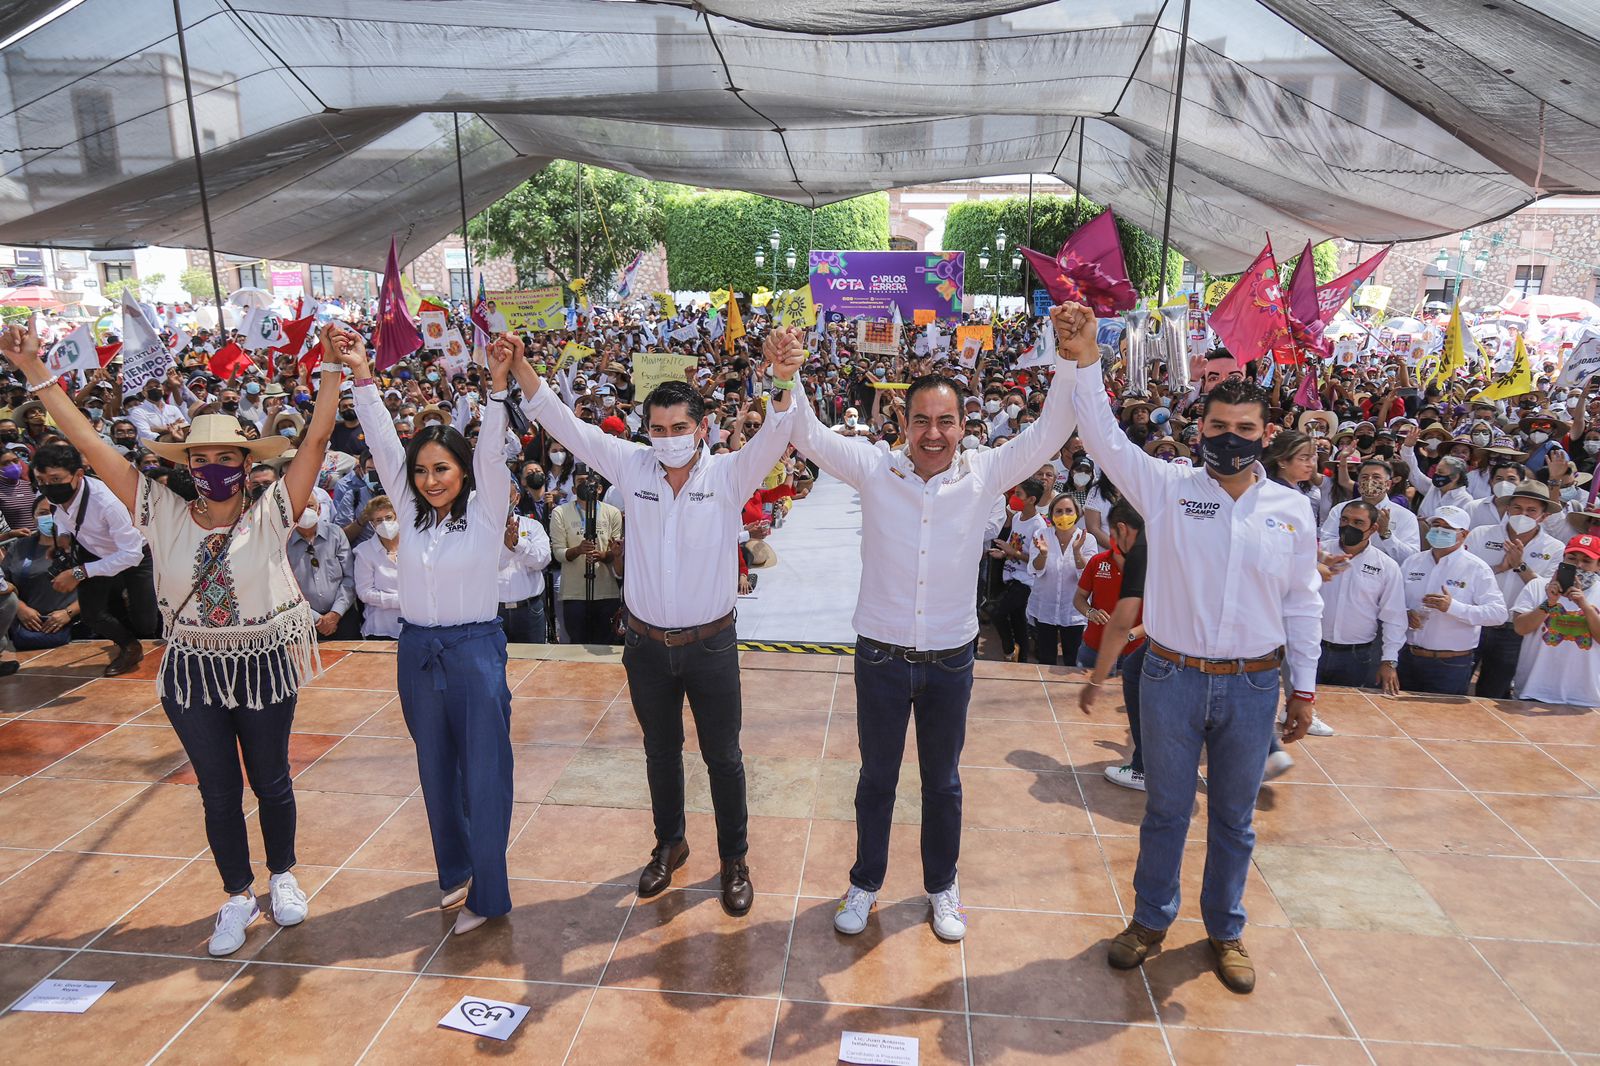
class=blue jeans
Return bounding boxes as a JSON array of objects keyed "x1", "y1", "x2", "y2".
[
  {"x1": 498, "y1": 597, "x2": 547, "y2": 644},
  {"x1": 1133, "y1": 652, "x2": 1280, "y2": 940},
  {"x1": 397, "y1": 619, "x2": 515, "y2": 918},
  {"x1": 1120, "y1": 643, "x2": 1147, "y2": 774},
  {"x1": 1317, "y1": 638, "x2": 1381, "y2": 689},
  {"x1": 1398, "y1": 645, "x2": 1474, "y2": 696},
  {"x1": 850, "y1": 639, "x2": 976, "y2": 894}
]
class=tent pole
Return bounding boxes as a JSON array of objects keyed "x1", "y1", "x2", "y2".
[
  {"x1": 1074, "y1": 125, "x2": 1084, "y2": 216},
  {"x1": 575, "y1": 164, "x2": 583, "y2": 292},
  {"x1": 171, "y1": 0, "x2": 226, "y2": 310},
  {"x1": 1024, "y1": 173, "x2": 1035, "y2": 309},
  {"x1": 454, "y1": 113, "x2": 473, "y2": 295},
  {"x1": 1157, "y1": 0, "x2": 1193, "y2": 304}
]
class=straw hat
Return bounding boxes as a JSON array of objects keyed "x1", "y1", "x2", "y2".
[
  {"x1": 746, "y1": 539, "x2": 779, "y2": 569},
  {"x1": 144, "y1": 414, "x2": 292, "y2": 462},
  {"x1": 1143, "y1": 437, "x2": 1191, "y2": 458},
  {"x1": 1297, "y1": 410, "x2": 1336, "y2": 438}
]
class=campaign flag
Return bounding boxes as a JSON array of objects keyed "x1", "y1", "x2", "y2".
[
  {"x1": 1017, "y1": 210, "x2": 1139, "y2": 317},
  {"x1": 1285, "y1": 241, "x2": 1326, "y2": 356},
  {"x1": 1478, "y1": 334, "x2": 1535, "y2": 400},
  {"x1": 555, "y1": 340, "x2": 593, "y2": 374},
  {"x1": 890, "y1": 301, "x2": 903, "y2": 330},
  {"x1": 373, "y1": 236, "x2": 422, "y2": 371},
  {"x1": 615, "y1": 252, "x2": 643, "y2": 300},
  {"x1": 654, "y1": 291, "x2": 677, "y2": 319},
  {"x1": 1316, "y1": 246, "x2": 1391, "y2": 322},
  {"x1": 724, "y1": 289, "x2": 744, "y2": 354},
  {"x1": 1556, "y1": 327, "x2": 1600, "y2": 387},
  {"x1": 1017, "y1": 315, "x2": 1055, "y2": 369},
  {"x1": 96, "y1": 341, "x2": 122, "y2": 367},
  {"x1": 1428, "y1": 304, "x2": 1468, "y2": 390},
  {"x1": 207, "y1": 341, "x2": 253, "y2": 379},
  {"x1": 470, "y1": 274, "x2": 492, "y2": 344},
  {"x1": 669, "y1": 323, "x2": 699, "y2": 344},
  {"x1": 119, "y1": 290, "x2": 171, "y2": 397},
  {"x1": 1292, "y1": 362, "x2": 1322, "y2": 410},
  {"x1": 774, "y1": 285, "x2": 817, "y2": 329},
  {"x1": 43, "y1": 322, "x2": 99, "y2": 376},
  {"x1": 1206, "y1": 242, "x2": 1293, "y2": 367},
  {"x1": 239, "y1": 307, "x2": 289, "y2": 352}
]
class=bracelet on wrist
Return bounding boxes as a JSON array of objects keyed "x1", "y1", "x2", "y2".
[
  {"x1": 25, "y1": 377, "x2": 58, "y2": 395},
  {"x1": 770, "y1": 377, "x2": 796, "y2": 391},
  {"x1": 1291, "y1": 690, "x2": 1316, "y2": 703},
  {"x1": 317, "y1": 363, "x2": 344, "y2": 376},
  {"x1": 352, "y1": 376, "x2": 375, "y2": 388}
]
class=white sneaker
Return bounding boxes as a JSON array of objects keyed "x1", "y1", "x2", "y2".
[
  {"x1": 209, "y1": 893, "x2": 260, "y2": 956},
  {"x1": 928, "y1": 881, "x2": 966, "y2": 942},
  {"x1": 1263, "y1": 750, "x2": 1295, "y2": 781},
  {"x1": 1103, "y1": 764, "x2": 1147, "y2": 791},
  {"x1": 833, "y1": 886, "x2": 876, "y2": 935},
  {"x1": 268, "y1": 871, "x2": 308, "y2": 927},
  {"x1": 1306, "y1": 714, "x2": 1334, "y2": 737}
]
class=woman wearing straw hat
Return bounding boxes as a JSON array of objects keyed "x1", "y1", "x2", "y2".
[{"x1": 0, "y1": 319, "x2": 346, "y2": 958}]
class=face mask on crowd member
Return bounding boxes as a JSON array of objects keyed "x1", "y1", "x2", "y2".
[
  {"x1": 1356, "y1": 459, "x2": 1392, "y2": 503},
  {"x1": 188, "y1": 446, "x2": 249, "y2": 503},
  {"x1": 1425, "y1": 510, "x2": 1468, "y2": 552},
  {"x1": 1431, "y1": 456, "x2": 1466, "y2": 489},
  {"x1": 1049, "y1": 495, "x2": 1079, "y2": 533},
  {"x1": 1337, "y1": 500, "x2": 1378, "y2": 551},
  {"x1": 644, "y1": 382, "x2": 708, "y2": 470},
  {"x1": 1196, "y1": 379, "x2": 1268, "y2": 477},
  {"x1": 1471, "y1": 427, "x2": 1492, "y2": 447}
]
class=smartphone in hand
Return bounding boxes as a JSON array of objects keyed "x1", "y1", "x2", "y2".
[{"x1": 1556, "y1": 562, "x2": 1578, "y2": 594}]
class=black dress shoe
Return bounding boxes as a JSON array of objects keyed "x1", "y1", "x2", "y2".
[
  {"x1": 638, "y1": 840, "x2": 689, "y2": 898},
  {"x1": 0, "y1": 660, "x2": 19, "y2": 677},
  {"x1": 104, "y1": 640, "x2": 143, "y2": 677},
  {"x1": 720, "y1": 858, "x2": 753, "y2": 916}
]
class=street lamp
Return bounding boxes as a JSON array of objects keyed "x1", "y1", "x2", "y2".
[
  {"x1": 1434, "y1": 229, "x2": 1498, "y2": 304},
  {"x1": 978, "y1": 240, "x2": 1021, "y2": 313},
  {"x1": 756, "y1": 232, "x2": 796, "y2": 292}
]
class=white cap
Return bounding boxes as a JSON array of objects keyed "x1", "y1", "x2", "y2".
[{"x1": 1432, "y1": 505, "x2": 1471, "y2": 531}]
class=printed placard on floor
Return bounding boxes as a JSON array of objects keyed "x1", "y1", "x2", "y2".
[
  {"x1": 437, "y1": 995, "x2": 530, "y2": 1041},
  {"x1": 839, "y1": 1030, "x2": 919, "y2": 1066},
  {"x1": 11, "y1": 979, "x2": 115, "y2": 1014}
]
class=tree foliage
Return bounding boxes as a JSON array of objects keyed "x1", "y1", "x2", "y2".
[
  {"x1": 102, "y1": 273, "x2": 164, "y2": 301},
  {"x1": 178, "y1": 267, "x2": 219, "y2": 302},
  {"x1": 662, "y1": 191, "x2": 890, "y2": 292},
  {"x1": 943, "y1": 196, "x2": 1183, "y2": 302},
  {"x1": 466, "y1": 162, "x2": 671, "y2": 293}
]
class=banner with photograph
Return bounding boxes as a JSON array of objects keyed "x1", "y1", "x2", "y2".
[{"x1": 808, "y1": 250, "x2": 963, "y2": 322}]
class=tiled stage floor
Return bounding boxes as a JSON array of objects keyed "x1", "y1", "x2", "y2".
[{"x1": 2, "y1": 641, "x2": 1599, "y2": 1064}]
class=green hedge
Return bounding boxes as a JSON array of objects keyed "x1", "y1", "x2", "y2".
[
  {"x1": 943, "y1": 196, "x2": 1183, "y2": 301},
  {"x1": 663, "y1": 191, "x2": 889, "y2": 292}
]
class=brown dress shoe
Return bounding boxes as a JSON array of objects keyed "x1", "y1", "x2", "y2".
[
  {"x1": 719, "y1": 858, "x2": 753, "y2": 916},
  {"x1": 638, "y1": 840, "x2": 689, "y2": 898},
  {"x1": 1209, "y1": 937, "x2": 1255, "y2": 993},
  {"x1": 104, "y1": 640, "x2": 144, "y2": 677},
  {"x1": 1107, "y1": 919, "x2": 1166, "y2": 969}
]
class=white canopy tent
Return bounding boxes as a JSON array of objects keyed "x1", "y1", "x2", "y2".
[{"x1": 0, "y1": 0, "x2": 1594, "y2": 274}]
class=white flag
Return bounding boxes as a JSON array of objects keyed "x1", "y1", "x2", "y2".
[
  {"x1": 43, "y1": 321, "x2": 100, "y2": 376},
  {"x1": 239, "y1": 307, "x2": 289, "y2": 351},
  {"x1": 120, "y1": 290, "x2": 172, "y2": 397},
  {"x1": 1018, "y1": 316, "x2": 1054, "y2": 369},
  {"x1": 670, "y1": 323, "x2": 698, "y2": 343},
  {"x1": 708, "y1": 312, "x2": 724, "y2": 342},
  {"x1": 1557, "y1": 327, "x2": 1600, "y2": 387}
]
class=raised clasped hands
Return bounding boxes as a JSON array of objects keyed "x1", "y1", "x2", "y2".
[{"x1": 1048, "y1": 302, "x2": 1098, "y2": 367}]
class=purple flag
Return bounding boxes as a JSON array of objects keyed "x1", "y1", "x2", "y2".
[
  {"x1": 1292, "y1": 362, "x2": 1322, "y2": 410},
  {"x1": 1286, "y1": 241, "x2": 1325, "y2": 356},
  {"x1": 373, "y1": 236, "x2": 421, "y2": 372},
  {"x1": 1019, "y1": 210, "x2": 1139, "y2": 317}
]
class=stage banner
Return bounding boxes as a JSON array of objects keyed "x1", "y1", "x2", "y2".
[
  {"x1": 489, "y1": 287, "x2": 565, "y2": 331},
  {"x1": 808, "y1": 250, "x2": 963, "y2": 323}
]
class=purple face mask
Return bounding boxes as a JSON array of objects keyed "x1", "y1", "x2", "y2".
[
  {"x1": 192, "y1": 462, "x2": 245, "y2": 502},
  {"x1": 0, "y1": 462, "x2": 20, "y2": 481}
]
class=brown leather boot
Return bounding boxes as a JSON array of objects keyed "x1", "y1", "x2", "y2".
[
  {"x1": 637, "y1": 840, "x2": 689, "y2": 898},
  {"x1": 1210, "y1": 937, "x2": 1255, "y2": 993},
  {"x1": 719, "y1": 858, "x2": 753, "y2": 917},
  {"x1": 105, "y1": 640, "x2": 144, "y2": 677},
  {"x1": 1107, "y1": 919, "x2": 1166, "y2": 969}
]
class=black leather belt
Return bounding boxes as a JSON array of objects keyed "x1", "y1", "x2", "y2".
[
  {"x1": 1321, "y1": 639, "x2": 1376, "y2": 652},
  {"x1": 499, "y1": 598, "x2": 535, "y2": 610},
  {"x1": 858, "y1": 636, "x2": 973, "y2": 664},
  {"x1": 626, "y1": 610, "x2": 734, "y2": 648}
]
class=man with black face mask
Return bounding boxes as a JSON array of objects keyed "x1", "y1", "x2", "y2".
[
  {"x1": 1070, "y1": 347, "x2": 1321, "y2": 997},
  {"x1": 330, "y1": 391, "x2": 366, "y2": 455},
  {"x1": 109, "y1": 420, "x2": 139, "y2": 455},
  {"x1": 1317, "y1": 500, "x2": 1405, "y2": 694},
  {"x1": 126, "y1": 379, "x2": 187, "y2": 442}
]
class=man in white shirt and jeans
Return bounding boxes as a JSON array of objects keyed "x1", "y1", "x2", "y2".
[
  {"x1": 1400, "y1": 505, "x2": 1507, "y2": 695},
  {"x1": 512, "y1": 333, "x2": 804, "y2": 919},
  {"x1": 779, "y1": 307, "x2": 1083, "y2": 945},
  {"x1": 1069, "y1": 332, "x2": 1322, "y2": 995}
]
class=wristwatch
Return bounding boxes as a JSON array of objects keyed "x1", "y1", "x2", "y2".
[
  {"x1": 1381, "y1": 659, "x2": 1398, "y2": 667},
  {"x1": 71, "y1": 566, "x2": 88, "y2": 582}
]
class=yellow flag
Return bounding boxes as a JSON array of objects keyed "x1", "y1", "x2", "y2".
[
  {"x1": 708, "y1": 289, "x2": 730, "y2": 311},
  {"x1": 724, "y1": 288, "x2": 744, "y2": 354},
  {"x1": 1478, "y1": 333, "x2": 1535, "y2": 401},
  {"x1": 653, "y1": 291, "x2": 677, "y2": 318},
  {"x1": 774, "y1": 285, "x2": 817, "y2": 328},
  {"x1": 1429, "y1": 303, "x2": 1466, "y2": 390},
  {"x1": 555, "y1": 340, "x2": 593, "y2": 374},
  {"x1": 751, "y1": 287, "x2": 773, "y2": 308}
]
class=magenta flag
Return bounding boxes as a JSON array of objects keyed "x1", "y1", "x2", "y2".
[
  {"x1": 1285, "y1": 241, "x2": 1326, "y2": 357},
  {"x1": 1019, "y1": 210, "x2": 1139, "y2": 318},
  {"x1": 373, "y1": 236, "x2": 421, "y2": 372},
  {"x1": 1315, "y1": 245, "x2": 1390, "y2": 323},
  {"x1": 1208, "y1": 241, "x2": 1293, "y2": 367},
  {"x1": 1292, "y1": 362, "x2": 1322, "y2": 410}
]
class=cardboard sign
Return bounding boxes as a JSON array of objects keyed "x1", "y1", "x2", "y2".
[
  {"x1": 839, "y1": 1031, "x2": 919, "y2": 1066},
  {"x1": 954, "y1": 324, "x2": 993, "y2": 353},
  {"x1": 437, "y1": 995, "x2": 529, "y2": 1042},
  {"x1": 632, "y1": 351, "x2": 698, "y2": 398},
  {"x1": 11, "y1": 979, "x2": 114, "y2": 1014}
]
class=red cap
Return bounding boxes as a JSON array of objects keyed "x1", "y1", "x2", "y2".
[
  {"x1": 600, "y1": 415, "x2": 628, "y2": 437},
  {"x1": 1566, "y1": 534, "x2": 1600, "y2": 561}
]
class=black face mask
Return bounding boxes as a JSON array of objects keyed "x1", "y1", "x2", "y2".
[
  {"x1": 40, "y1": 481, "x2": 76, "y2": 505},
  {"x1": 221, "y1": 401, "x2": 239, "y2": 414},
  {"x1": 1355, "y1": 434, "x2": 1375, "y2": 450},
  {"x1": 0, "y1": 430, "x2": 17, "y2": 444},
  {"x1": 1374, "y1": 444, "x2": 1395, "y2": 459},
  {"x1": 248, "y1": 483, "x2": 267, "y2": 501},
  {"x1": 340, "y1": 410, "x2": 358, "y2": 422},
  {"x1": 1198, "y1": 431, "x2": 1263, "y2": 476},
  {"x1": 524, "y1": 473, "x2": 548, "y2": 491},
  {"x1": 1338, "y1": 524, "x2": 1366, "y2": 549},
  {"x1": 144, "y1": 390, "x2": 162, "y2": 404}
]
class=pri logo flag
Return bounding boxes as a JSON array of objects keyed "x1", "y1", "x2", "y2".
[
  {"x1": 374, "y1": 236, "x2": 422, "y2": 372},
  {"x1": 1018, "y1": 210, "x2": 1139, "y2": 317},
  {"x1": 615, "y1": 252, "x2": 643, "y2": 300},
  {"x1": 1557, "y1": 327, "x2": 1600, "y2": 387},
  {"x1": 1207, "y1": 242, "x2": 1293, "y2": 368},
  {"x1": 118, "y1": 289, "x2": 172, "y2": 397},
  {"x1": 44, "y1": 322, "x2": 99, "y2": 376},
  {"x1": 1017, "y1": 314, "x2": 1056, "y2": 370},
  {"x1": 239, "y1": 307, "x2": 289, "y2": 352}
]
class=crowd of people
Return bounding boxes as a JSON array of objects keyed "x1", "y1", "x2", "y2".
[{"x1": 3, "y1": 278, "x2": 1599, "y2": 997}]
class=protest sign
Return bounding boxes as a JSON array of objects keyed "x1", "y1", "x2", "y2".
[
  {"x1": 809, "y1": 250, "x2": 963, "y2": 322},
  {"x1": 954, "y1": 324, "x2": 993, "y2": 353},
  {"x1": 633, "y1": 351, "x2": 698, "y2": 398},
  {"x1": 489, "y1": 287, "x2": 565, "y2": 331}
]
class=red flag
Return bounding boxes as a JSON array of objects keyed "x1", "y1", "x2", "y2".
[
  {"x1": 1285, "y1": 241, "x2": 1326, "y2": 358},
  {"x1": 207, "y1": 341, "x2": 253, "y2": 379},
  {"x1": 1018, "y1": 210, "x2": 1139, "y2": 317},
  {"x1": 95, "y1": 341, "x2": 122, "y2": 367},
  {"x1": 272, "y1": 315, "x2": 316, "y2": 359},
  {"x1": 1315, "y1": 245, "x2": 1390, "y2": 323},
  {"x1": 417, "y1": 298, "x2": 448, "y2": 315},
  {"x1": 298, "y1": 339, "x2": 325, "y2": 386},
  {"x1": 373, "y1": 236, "x2": 422, "y2": 372},
  {"x1": 1208, "y1": 241, "x2": 1293, "y2": 367}
]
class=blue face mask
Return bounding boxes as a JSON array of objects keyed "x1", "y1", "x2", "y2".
[
  {"x1": 36, "y1": 514, "x2": 54, "y2": 537},
  {"x1": 245, "y1": 382, "x2": 262, "y2": 396},
  {"x1": 427, "y1": 372, "x2": 440, "y2": 383},
  {"x1": 1426, "y1": 526, "x2": 1458, "y2": 550}
]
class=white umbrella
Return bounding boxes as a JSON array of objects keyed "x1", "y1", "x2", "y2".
[{"x1": 227, "y1": 287, "x2": 274, "y2": 311}]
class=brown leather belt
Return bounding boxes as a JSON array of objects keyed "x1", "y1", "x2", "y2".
[
  {"x1": 1404, "y1": 645, "x2": 1473, "y2": 660},
  {"x1": 1149, "y1": 642, "x2": 1283, "y2": 675},
  {"x1": 626, "y1": 610, "x2": 734, "y2": 648}
]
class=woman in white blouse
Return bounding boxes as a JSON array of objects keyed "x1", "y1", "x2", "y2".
[
  {"x1": 353, "y1": 495, "x2": 402, "y2": 639},
  {"x1": 339, "y1": 333, "x2": 517, "y2": 937},
  {"x1": 1028, "y1": 494, "x2": 1095, "y2": 665}
]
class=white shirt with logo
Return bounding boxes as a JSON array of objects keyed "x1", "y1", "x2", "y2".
[
  {"x1": 1465, "y1": 523, "x2": 1563, "y2": 616},
  {"x1": 1320, "y1": 545, "x2": 1408, "y2": 660},
  {"x1": 1511, "y1": 577, "x2": 1600, "y2": 707},
  {"x1": 1400, "y1": 546, "x2": 1508, "y2": 653},
  {"x1": 1320, "y1": 496, "x2": 1420, "y2": 564}
]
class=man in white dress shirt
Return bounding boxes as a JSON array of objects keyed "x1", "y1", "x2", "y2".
[
  {"x1": 1319, "y1": 500, "x2": 1407, "y2": 694},
  {"x1": 512, "y1": 333, "x2": 803, "y2": 919},
  {"x1": 780, "y1": 309, "x2": 1083, "y2": 946},
  {"x1": 125, "y1": 374, "x2": 190, "y2": 442},
  {"x1": 32, "y1": 441, "x2": 157, "y2": 675},
  {"x1": 1464, "y1": 480, "x2": 1563, "y2": 697},
  {"x1": 1069, "y1": 326, "x2": 1321, "y2": 995},
  {"x1": 1400, "y1": 505, "x2": 1507, "y2": 695},
  {"x1": 1319, "y1": 457, "x2": 1419, "y2": 563},
  {"x1": 496, "y1": 479, "x2": 552, "y2": 643}
]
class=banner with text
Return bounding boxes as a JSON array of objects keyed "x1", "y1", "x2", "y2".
[
  {"x1": 632, "y1": 352, "x2": 698, "y2": 399},
  {"x1": 809, "y1": 250, "x2": 964, "y2": 323},
  {"x1": 488, "y1": 287, "x2": 565, "y2": 331}
]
